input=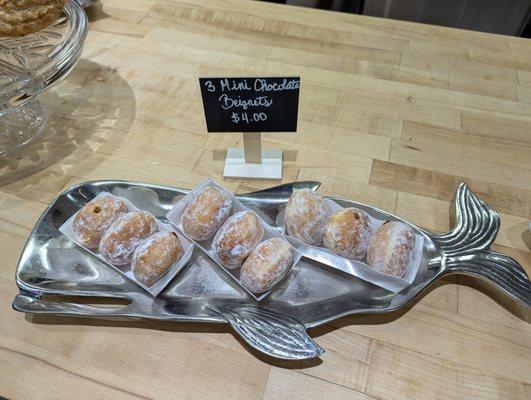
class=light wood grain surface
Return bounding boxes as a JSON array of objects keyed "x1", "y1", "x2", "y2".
[{"x1": 1, "y1": 1, "x2": 530, "y2": 399}]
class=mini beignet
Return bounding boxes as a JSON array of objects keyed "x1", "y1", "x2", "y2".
[
  {"x1": 182, "y1": 186, "x2": 232, "y2": 241},
  {"x1": 212, "y1": 210, "x2": 264, "y2": 269},
  {"x1": 132, "y1": 231, "x2": 184, "y2": 286},
  {"x1": 284, "y1": 189, "x2": 331, "y2": 246},
  {"x1": 367, "y1": 221, "x2": 415, "y2": 278},
  {"x1": 99, "y1": 211, "x2": 157, "y2": 265},
  {"x1": 72, "y1": 194, "x2": 128, "y2": 248},
  {"x1": 240, "y1": 238, "x2": 294, "y2": 293},
  {"x1": 323, "y1": 207, "x2": 373, "y2": 260}
]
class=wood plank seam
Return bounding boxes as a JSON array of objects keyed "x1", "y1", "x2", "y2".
[{"x1": 0, "y1": 345, "x2": 152, "y2": 400}]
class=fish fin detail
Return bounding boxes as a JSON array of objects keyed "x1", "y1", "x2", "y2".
[
  {"x1": 210, "y1": 305, "x2": 324, "y2": 360},
  {"x1": 445, "y1": 252, "x2": 531, "y2": 308},
  {"x1": 435, "y1": 183, "x2": 530, "y2": 309},
  {"x1": 433, "y1": 183, "x2": 499, "y2": 256}
]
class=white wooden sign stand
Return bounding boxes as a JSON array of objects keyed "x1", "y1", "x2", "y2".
[{"x1": 223, "y1": 132, "x2": 283, "y2": 180}]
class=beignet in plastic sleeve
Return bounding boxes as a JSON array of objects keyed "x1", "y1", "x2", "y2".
[
  {"x1": 60, "y1": 192, "x2": 193, "y2": 296},
  {"x1": 166, "y1": 179, "x2": 302, "y2": 301},
  {"x1": 278, "y1": 198, "x2": 424, "y2": 293}
]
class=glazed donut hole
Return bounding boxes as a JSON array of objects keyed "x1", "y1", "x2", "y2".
[
  {"x1": 181, "y1": 186, "x2": 233, "y2": 241},
  {"x1": 71, "y1": 194, "x2": 128, "y2": 249},
  {"x1": 131, "y1": 230, "x2": 185, "y2": 287},
  {"x1": 284, "y1": 189, "x2": 332, "y2": 246},
  {"x1": 323, "y1": 207, "x2": 373, "y2": 261},
  {"x1": 367, "y1": 221, "x2": 416, "y2": 278},
  {"x1": 98, "y1": 211, "x2": 158, "y2": 265}
]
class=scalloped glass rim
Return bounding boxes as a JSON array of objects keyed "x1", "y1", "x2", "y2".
[{"x1": 0, "y1": 1, "x2": 88, "y2": 111}]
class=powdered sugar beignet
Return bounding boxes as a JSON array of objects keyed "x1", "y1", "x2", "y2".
[
  {"x1": 182, "y1": 187, "x2": 232, "y2": 241},
  {"x1": 72, "y1": 194, "x2": 128, "y2": 248},
  {"x1": 99, "y1": 211, "x2": 157, "y2": 265},
  {"x1": 132, "y1": 231, "x2": 184, "y2": 286},
  {"x1": 323, "y1": 208, "x2": 373, "y2": 260},
  {"x1": 284, "y1": 189, "x2": 331, "y2": 246},
  {"x1": 240, "y1": 238, "x2": 293, "y2": 293},
  {"x1": 367, "y1": 221, "x2": 415, "y2": 278},
  {"x1": 212, "y1": 210, "x2": 264, "y2": 269}
]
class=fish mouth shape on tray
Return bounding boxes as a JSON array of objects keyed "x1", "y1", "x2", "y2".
[{"x1": 12, "y1": 180, "x2": 531, "y2": 361}]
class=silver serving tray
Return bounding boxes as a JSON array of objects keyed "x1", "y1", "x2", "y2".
[{"x1": 13, "y1": 180, "x2": 531, "y2": 360}]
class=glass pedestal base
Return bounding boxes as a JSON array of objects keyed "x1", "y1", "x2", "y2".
[{"x1": 0, "y1": 101, "x2": 47, "y2": 155}]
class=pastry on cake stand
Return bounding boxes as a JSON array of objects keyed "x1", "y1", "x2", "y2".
[{"x1": 0, "y1": 0, "x2": 88, "y2": 154}]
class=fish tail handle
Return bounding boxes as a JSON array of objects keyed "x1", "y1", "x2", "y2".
[
  {"x1": 433, "y1": 183, "x2": 531, "y2": 309},
  {"x1": 209, "y1": 305, "x2": 324, "y2": 360}
]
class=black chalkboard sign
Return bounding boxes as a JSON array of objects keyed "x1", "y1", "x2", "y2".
[{"x1": 199, "y1": 77, "x2": 300, "y2": 132}]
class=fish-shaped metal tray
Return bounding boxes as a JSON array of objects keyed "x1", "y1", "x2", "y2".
[{"x1": 13, "y1": 180, "x2": 531, "y2": 360}]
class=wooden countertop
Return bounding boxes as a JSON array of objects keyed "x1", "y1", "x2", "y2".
[{"x1": 1, "y1": 0, "x2": 530, "y2": 398}]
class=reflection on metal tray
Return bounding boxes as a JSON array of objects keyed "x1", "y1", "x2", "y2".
[{"x1": 13, "y1": 180, "x2": 531, "y2": 361}]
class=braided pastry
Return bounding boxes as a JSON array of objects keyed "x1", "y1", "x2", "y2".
[{"x1": 0, "y1": 0, "x2": 67, "y2": 36}]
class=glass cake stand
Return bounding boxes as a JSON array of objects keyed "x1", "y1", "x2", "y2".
[{"x1": 0, "y1": 0, "x2": 88, "y2": 154}]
